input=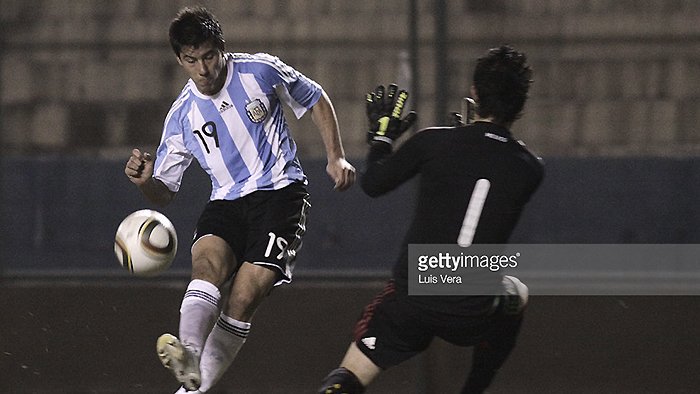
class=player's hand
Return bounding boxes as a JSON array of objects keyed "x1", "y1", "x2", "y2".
[
  {"x1": 125, "y1": 148, "x2": 154, "y2": 186},
  {"x1": 326, "y1": 157, "x2": 356, "y2": 191},
  {"x1": 366, "y1": 84, "x2": 417, "y2": 145}
]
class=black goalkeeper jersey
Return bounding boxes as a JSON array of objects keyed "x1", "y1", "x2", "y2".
[{"x1": 361, "y1": 121, "x2": 544, "y2": 315}]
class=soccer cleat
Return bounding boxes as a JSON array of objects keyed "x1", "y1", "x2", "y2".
[{"x1": 157, "y1": 333, "x2": 201, "y2": 391}]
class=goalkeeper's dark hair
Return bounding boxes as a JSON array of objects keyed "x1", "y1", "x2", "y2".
[
  {"x1": 472, "y1": 45, "x2": 532, "y2": 125},
  {"x1": 169, "y1": 6, "x2": 225, "y2": 57}
]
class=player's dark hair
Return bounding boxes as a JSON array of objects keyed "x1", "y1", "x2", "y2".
[
  {"x1": 472, "y1": 45, "x2": 532, "y2": 125},
  {"x1": 169, "y1": 6, "x2": 225, "y2": 57}
]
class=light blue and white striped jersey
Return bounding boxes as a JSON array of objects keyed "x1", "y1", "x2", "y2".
[{"x1": 153, "y1": 52, "x2": 322, "y2": 201}]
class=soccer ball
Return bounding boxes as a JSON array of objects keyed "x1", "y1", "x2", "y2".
[{"x1": 114, "y1": 209, "x2": 178, "y2": 276}]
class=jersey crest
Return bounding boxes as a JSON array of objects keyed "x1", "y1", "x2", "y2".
[{"x1": 245, "y1": 99, "x2": 268, "y2": 123}]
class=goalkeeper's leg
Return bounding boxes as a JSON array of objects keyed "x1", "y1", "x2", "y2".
[
  {"x1": 318, "y1": 367, "x2": 365, "y2": 394},
  {"x1": 461, "y1": 315, "x2": 523, "y2": 394},
  {"x1": 461, "y1": 276, "x2": 528, "y2": 394},
  {"x1": 319, "y1": 280, "x2": 429, "y2": 393},
  {"x1": 317, "y1": 343, "x2": 381, "y2": 394}
]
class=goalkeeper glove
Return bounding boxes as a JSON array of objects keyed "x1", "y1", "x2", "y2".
[{"x1": 366, "y1": 84, "x2": 417, "y2": 145}]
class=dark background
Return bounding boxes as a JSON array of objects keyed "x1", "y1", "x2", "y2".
[
  {"x1": 3, "y1": 1, "x2": 700, "y2": 392},
  {"x1": 2, "y1": 157, "x2": 700, "y2": 393},
  {"x1": 2, "y1": 281, "x2": 699, "y2": 393}
]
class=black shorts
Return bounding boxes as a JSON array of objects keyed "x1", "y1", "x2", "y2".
[
  {"x1": 352, "y1": 280, "x2": 511, "y2": 369},
  {"x1": 193, "y1": 182, "x2": 310, "y2": 285}
]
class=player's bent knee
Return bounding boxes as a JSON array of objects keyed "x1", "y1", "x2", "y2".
[
  {"x1": 502, "y1": 275, "x2": 528, "y2": 315},
  {"x1": 318, "y1": 367, "x2": 365, "y2": 394}
]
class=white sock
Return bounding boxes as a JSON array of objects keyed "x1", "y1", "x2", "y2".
[
  {"x1": 198, "y1": 314, "x2": 250, "y2": 392},
  {"x1": 179, "y1": 279, "x2": 221, "y2": 355}
]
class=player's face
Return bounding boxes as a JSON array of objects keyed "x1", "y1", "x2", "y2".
[{"x1": 177, "y1": 41, "x2": 226, "y2": 96}]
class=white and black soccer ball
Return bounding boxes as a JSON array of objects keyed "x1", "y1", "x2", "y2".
[{"x1": 114, "y1": 209, "x2": 178, "y2": 276}]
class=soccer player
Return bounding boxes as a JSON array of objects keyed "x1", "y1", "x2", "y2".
[
  {"x1": 124, "y1": 6, "x2": 355, "y2": 393},
  {"x1": 318, "y1": 45, "x2": 543, "y2": 393}
]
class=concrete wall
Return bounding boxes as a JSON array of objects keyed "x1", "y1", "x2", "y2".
[
  {"x1": 2, "y1": 0, "x2": 700, "y2": 158},
  {"x1": 3, "y1": 156, "x2": 700, "y2": 282}
]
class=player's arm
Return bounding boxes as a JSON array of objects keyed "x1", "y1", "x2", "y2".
[
  {"x1": 124, "y1": 148, "x2": 175, "y2": 206},
  {"x1": 361, "y1": 134, "x2": 425, "y2": 197},
  {"x1": 310, "y1": 90, "x2": 356, "y2": 191},
  {"x1": 361, "y1": 84, "x2": 420, "y2": 197}
]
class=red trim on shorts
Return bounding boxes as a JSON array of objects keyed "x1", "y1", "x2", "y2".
[{"x1": 353, "y1": 280, "x2": 396, "y2": 341}]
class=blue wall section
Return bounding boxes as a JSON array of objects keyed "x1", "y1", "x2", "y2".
[
  {"x1": 512, "y1": 157, "x2": 700, "y2": 244},
  {"x1": 0, "y1": 156, "x2": 414, "y2": 275},
  {"x1": 2, "y1": 156, "x2": 700, "y2": 276}
]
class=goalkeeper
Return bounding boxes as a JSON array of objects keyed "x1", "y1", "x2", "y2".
[{"x1": 318, "y1": 45, "x2": 544, "y2": 394}]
